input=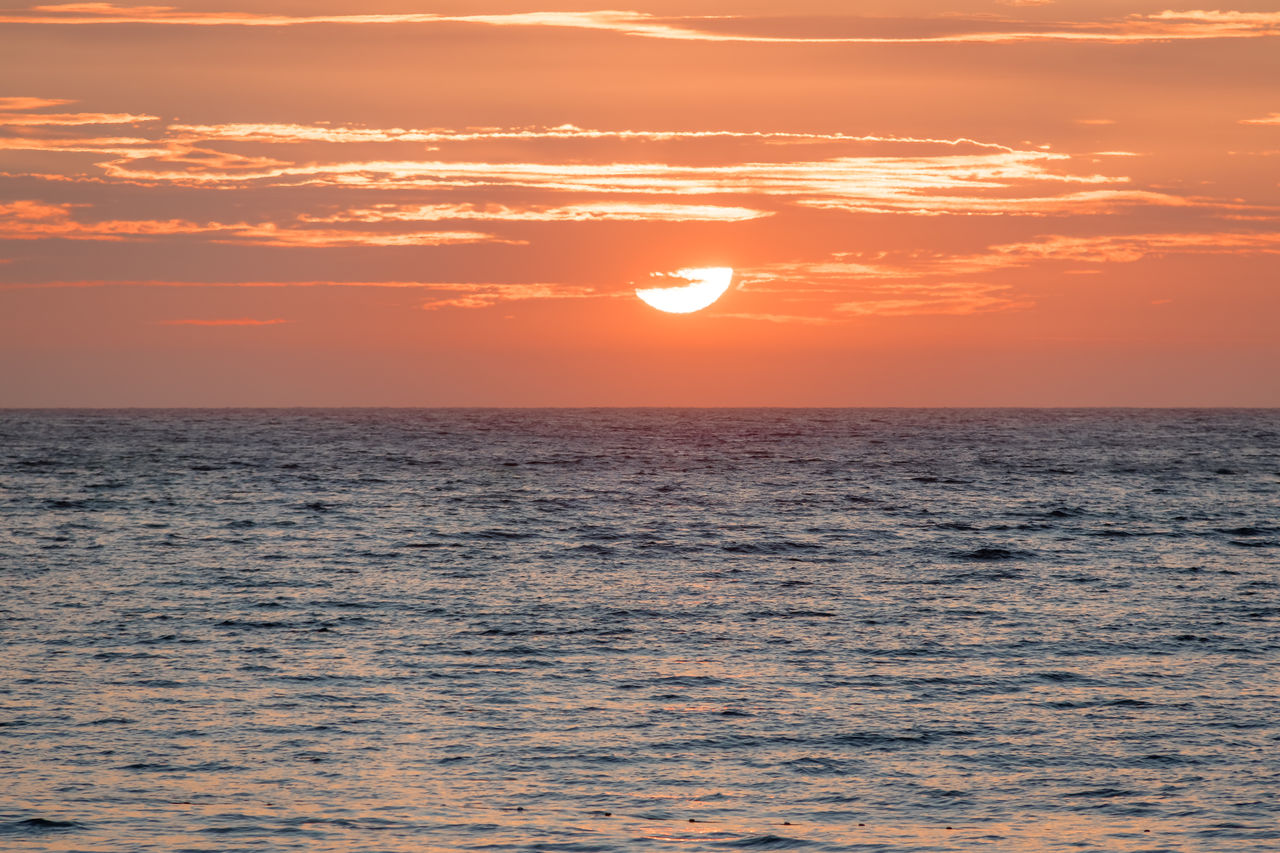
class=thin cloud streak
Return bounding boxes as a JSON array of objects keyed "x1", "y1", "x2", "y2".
[
  {"x1": 421, "y1": 283, "x2": 600, "y2": 310},
  {"x1": 168, "y1": 122, "x2": 1017, "y2": 151},
  {"x1": 217, "y1": 225, "x2": 519, "y2": 248},
  {"x1": 0, "y1": 136, "x2": 167, "y2": 154},
  {"x1": 93, "y1": 151, "x2": 1146, "y2": 218},
  {"x1": 1, "y1": 5, "x2": 1278, "y2": 44},
  {"x1": 0, "y1": 111, "x2": 158, "y2": 126},
  {"x1": 0, "y1": 96, "x2": 76, "y2": 110},
  {"x1": 300, "y1": 201, "x2": 771, "y2": 223},
  {"x1": 0, "y1": 201, "x2": 515, "y2": 247},
  {"x1": 2, "y1": 280, "x2": 588, "y2": 291}
]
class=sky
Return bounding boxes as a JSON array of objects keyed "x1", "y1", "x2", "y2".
[{"x1": 1, "y1": 1, "x2": 1278, "y2": 406}]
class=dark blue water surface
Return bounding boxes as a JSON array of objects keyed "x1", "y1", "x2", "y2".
[{"x1": 1, "y1": 409, "x2": 1278, "y2": 851}]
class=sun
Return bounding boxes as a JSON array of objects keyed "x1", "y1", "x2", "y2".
[{"x1": 635, "y1": 267, "x2": 733, "y2": 314}]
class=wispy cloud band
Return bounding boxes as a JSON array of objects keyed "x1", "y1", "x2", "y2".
[{"x1": 2, "y1": 5, "x2": 1279, "y2": 45}]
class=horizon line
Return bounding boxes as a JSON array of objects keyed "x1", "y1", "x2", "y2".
[{"x1": 3, "y1": 405, "x2": 1277, "y2": 411}]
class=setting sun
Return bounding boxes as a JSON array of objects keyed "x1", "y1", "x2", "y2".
[{"x1": 634, "y1": 267, "x2": 733, "y2": 314}]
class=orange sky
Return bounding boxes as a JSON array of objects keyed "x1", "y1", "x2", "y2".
[{"x1": 1, "y1": 1, "x2": 1278, "y2": 405}]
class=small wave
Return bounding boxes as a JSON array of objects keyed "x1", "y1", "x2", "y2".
[
  {"x1": 86, "y1": 479, "x2": 129, "y2": 490},
  {"x1": 832, "y1": 730, "x2": 953, "y2": 747},
  {"x1": 43, "y1": 498, "x2": 110, "y2": 511},
  {"x1": 217, "y1": 619, "x2": 300, "y2": 630},
  {"x1": 722, "y1": 541, "x2": 820, "y2": 554},
  {"x1": 745, "y1": 610, "x2": 836, "y2": 619},
  {"x1": 783, "y1": 756, "x2": 859, "y2": 775},
  {"x1": 716, "y1": 833, "x2": 816, "y2": 849},
  {"x1": 1218, "y1": 526, "x2": 1273, "y2": 536},
  {"x1": 199, "y1": 824, "x2": 283, "y2": 836},
  {"x1": 570, "y1": 543, "x2": 616, "y2": 556},
  {"x1": 79, "y1": 717, "x2": 135, "y2": 726},
  {"x1": 0, "y1": 818, "x2": 82, "y2": 834},
  {"x1": 471, "y1": 529, "x2": 536, "y2": 540},
  {"x1": 1035, "y1": 670, "x2": 1085, "y2": 682},
  {"x1": 14, "y1": 457, "x2": 61, "y2": 469},
  {"x1": 649, "y1": 675, "x2": 729, "y2": 687},
  {"x1": 1139, "y1": 753, "x2": 1201, "y2": 766},
  {"x1": 953, "y1": 547, "x2": 1030, "y2": 561}
]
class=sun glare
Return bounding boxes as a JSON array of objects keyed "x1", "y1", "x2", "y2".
[{"x1": 634, "y1": 266, "x2": 733, "y2": 314}]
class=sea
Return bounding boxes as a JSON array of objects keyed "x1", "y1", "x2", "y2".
[{"x1": 1, "y1": 409, "x2": 1277, "y2": 852}]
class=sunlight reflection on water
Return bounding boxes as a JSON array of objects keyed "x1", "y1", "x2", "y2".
[{"x1": 1, "y1": 409, "x2": 1277, "y2": 851}]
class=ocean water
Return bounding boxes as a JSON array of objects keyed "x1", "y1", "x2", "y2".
[{"x1": 1, "y1": 409, "x2": 1278, "y2": 852}]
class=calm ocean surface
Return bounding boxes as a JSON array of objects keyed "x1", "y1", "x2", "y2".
[{"x1": 1, "y1": 409, "x2": 1278, "y2": 852}]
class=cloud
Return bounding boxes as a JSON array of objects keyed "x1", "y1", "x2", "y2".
[
  {"x1": 91, "y1": 145, "x2": 1154, "y2": 219},
  {"x1": 7, "y1": 105, "x2": 1269, "y2": 275},
  {"x1": 160, "y1": 317, "x2": 290, "y2": 326},
  {"x1": 0, "y1": 200, "x2": 516, "y2": 246},
  {"x1": 792, "y1": 187, "x2": 1198, "y2": 217},
  {"x1": 420, "y1": 283, "x2": 600, "y2": 310},
  {"x1": 0, "y1": 136, "x2": 166, "y2": 155},
  {"x1": 2, "y1": 279, "x2": 538, "y2": 289},
  {"x1": 3, "y1": 5, "x2": 1280, "y2": 44},
  {"x1": 300, "y1": 201, "x2": 770, "y2": 224},
  {"x1": 0, "y1": 111, "x2": 158, "y2": 126},
  {"x1": 217, "y1": 224, "x2": 517, "y2": 248},
  {"x1": 13, "y1": 112, "x2": 1185, "y2": 221},
  {"x1": 0, "y1": 96, "x2": 76, "y2": 110},
  {"x1": 738, "y1": 229, "x2": 1280, "y2": 316},
  {"x1": 1241, "y1": 113, "x2": 1280, "y2": 125},
  {"x1": 167, "y1": 122, "x2": 1007, "y2": 148},
  {"x1": 3, "y1": 275, "x2": 601, "y2": 309},
  {"x1": 748, "y1": 230, "x2": 1280, "y2": 287},
  {"x1": 987, "y1": 231, "x2": 1280, "y2": 263}
]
